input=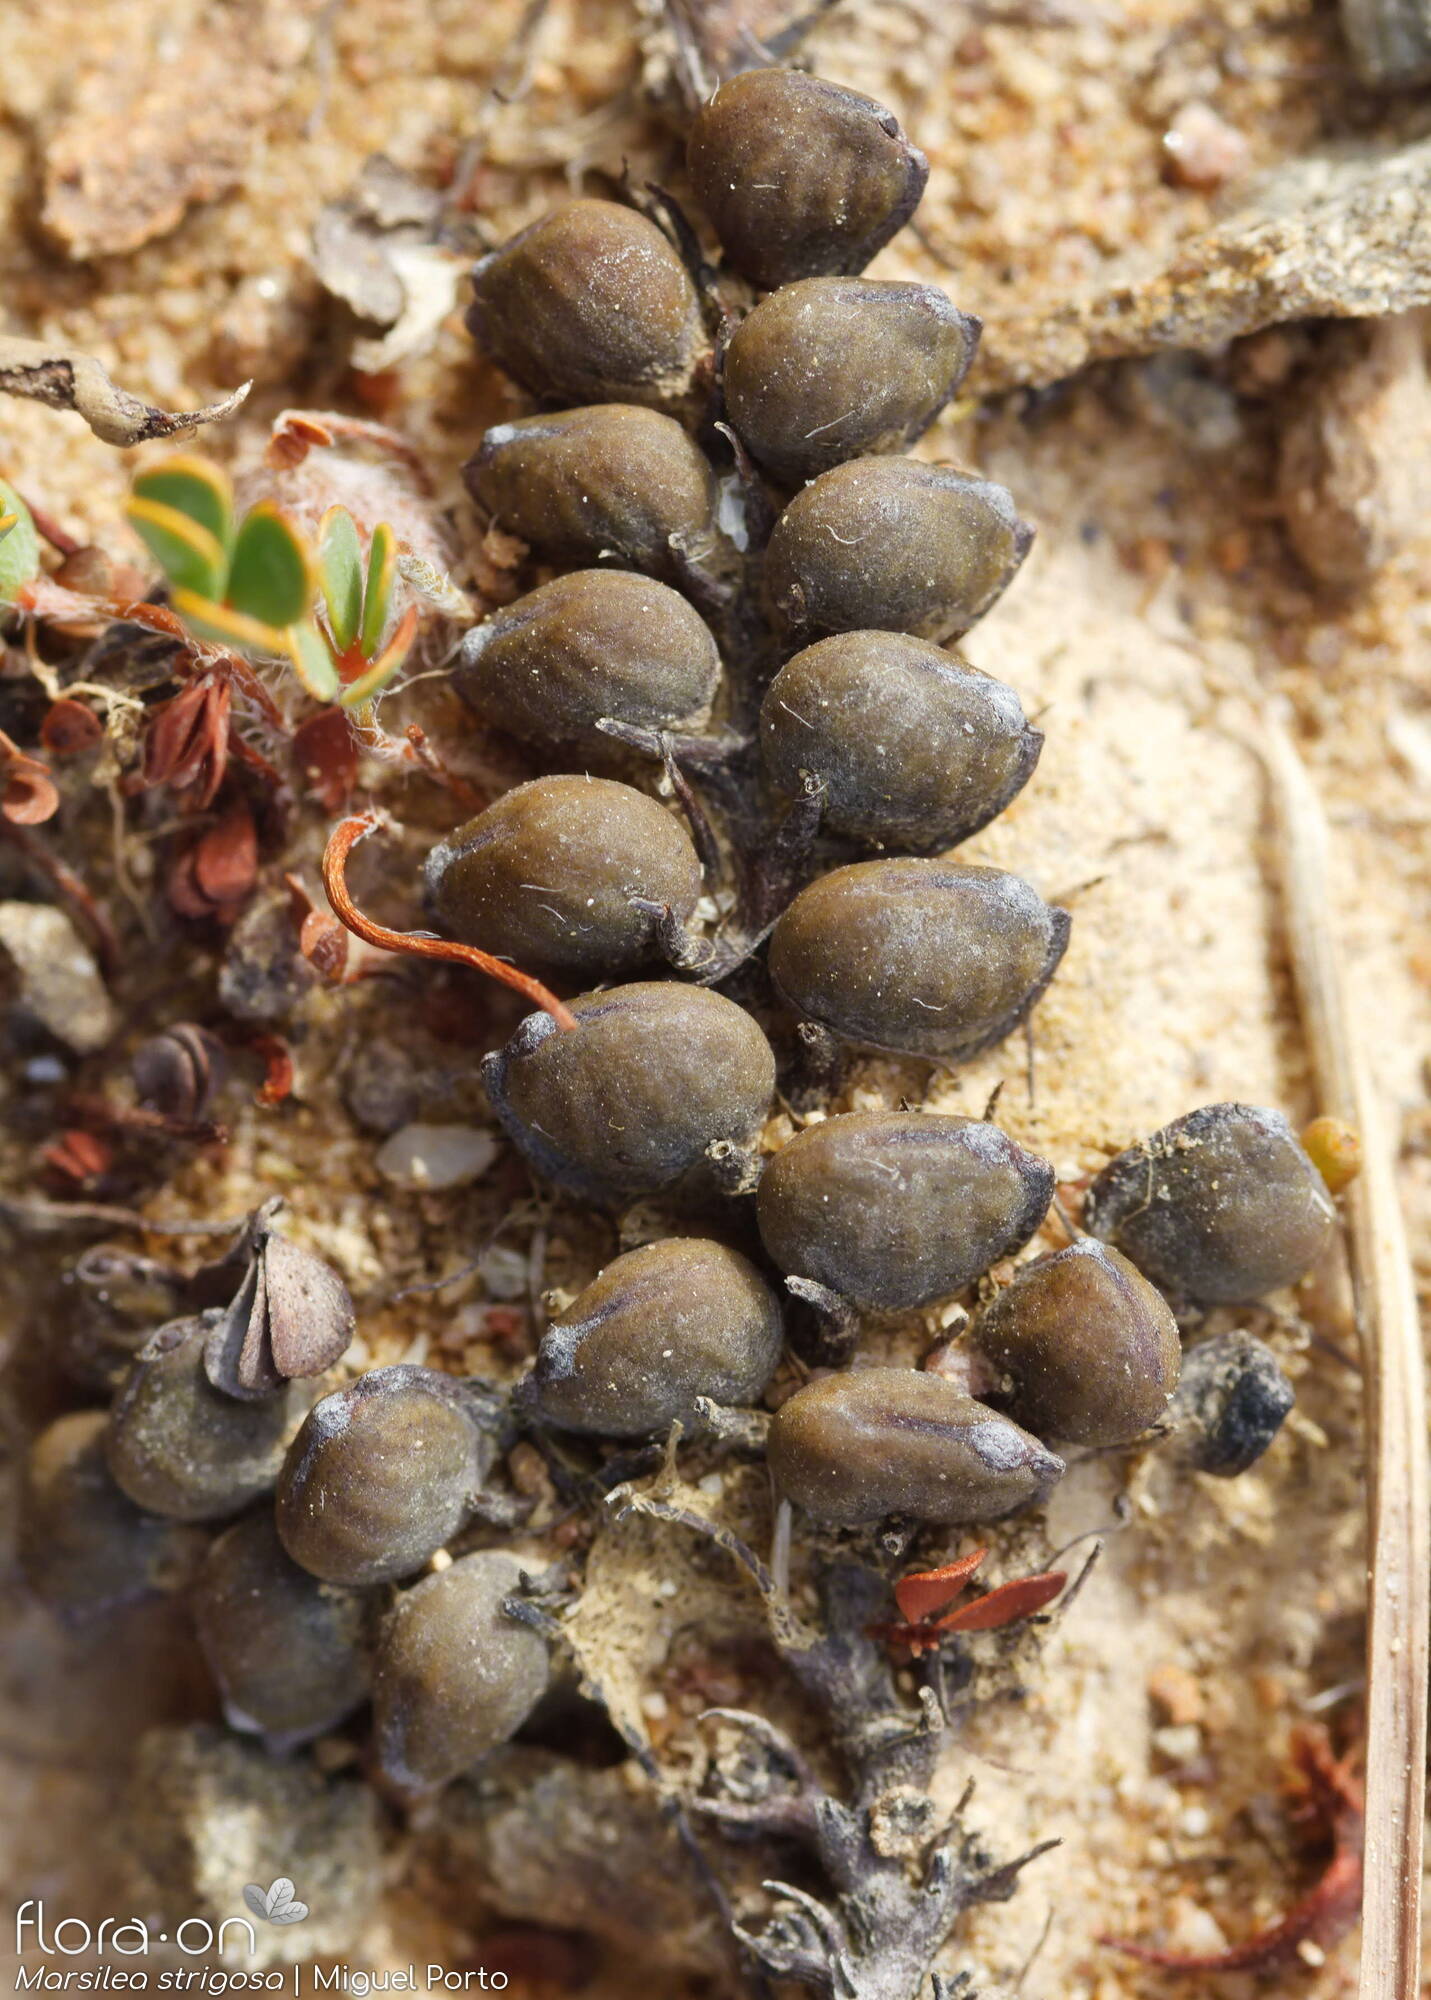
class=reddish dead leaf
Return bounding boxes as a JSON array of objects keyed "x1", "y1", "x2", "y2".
[
  {"x1": 266, "y1": 412, "x2": 335, "y2": 470},
  {"x1": 169, "y1": 800, "x2": 257, "y2": 924},
  {"x1": 894, "y1": 1550, "x2": 988, "y2": 1625},
  {"x1": 144, "y1": 676, "x2": 231, "y2": 808},
  {"x1": 43, "y1": 1129, "x2": 113, "y2": 1188},
  {"x1": 873, "y1": 1560, "x2": 1067, "y2": 1656},
  {"x1": 285, "y1": 870, "x2": 349, "y2": 983},
  {"x1": 0, "y1": 731, "x2": 60, "y2": 825},
  {"x1": 1101, "y1": 1727, "x2": 1364, "y2": 1975},
  {"x1": 193, "y1": 801, "x2": 257, "y2": 907},
  {"x1": 249, "y1": 1032, "x2": 295, "y2": 1106},
  {"x1": 41, "y1": 699, "x2": 103, "y2": 757},
  {"x1": 322, "y1": 814, "x2": 579, "y2": 1033},
  {"x1": 292, "y1": 707, "x2": 358, "y2": 810},
  {"x1": 937, "y1": 1570, "x2": 1067, "y2": 1633}
]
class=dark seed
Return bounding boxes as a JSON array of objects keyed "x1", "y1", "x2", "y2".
[
  {"x1": 767, "y1": 1367, "x2": 1063, "y2": 1525},
  {"x1": 765, "y1": 458, "x2": 1032, "y2": 642},
  {"x1": 482, "y1": 981, "x2": 775, "y2": 1206},
  {"x1": 465, "y1": 405, "x2": 730, "y2": 587},
  {"x1": 106, "y1": 1315, "x2": 306, "y2": 1522},
  {"x1": 531, "y1": 1238, "x2": 784, "y2": 1436},
  {"x1": 724, "y1": 279, "x2": 979, "y2": 485},
  {"x1": 424, "y1": 776, "x2": 703, "y2": 982},
  {"x1": 767, "y1": 858, "x2": 1070, "y2": 1061},
  {"x1": 132, "y1": 1023, "x2": 226, "y2": 1122},
  {"x1": 193, "y1": 1511, "x2": 372, "y2": 1741},
  {"x1": 276, "y1": 1365, "x2": 492, "y2": 1587},
  {"x1": 760, "y1": 632, "x2": 1040, "y2": 849},
  {"x1": 373, "y1": 1550, "x2": 551, "y2": 1791},
  {"x1": 1084, "y1": 1102, "x2": 1338, "y2": 1306},
  {"x1": 757, "y1": 1110, "x2": 1054, "y2": 1311},
  {"x1": 968, "y1": 1239, "x2": 1181, "y2": 1446},
  {"x1": 1169, "y1": 1330, "x2": 1296, "y2": 1476},
  {"x1": 467, "y1": 200, "x2": 707, "y2": 410},
  {"x1": 454, "y1": 571, "x2": 722, "y2": 763},
  {"x1": 19, "y1": 1410, "x2": 206, "y2": 1614},
  {"x1": 687, "y1": 69, "x2": 929, "y2": 291}
]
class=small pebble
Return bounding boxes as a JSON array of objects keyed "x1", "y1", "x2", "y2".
[
  {"x1": 480, "y1": 1245, "x2": 532, "y2": 1300},
  {"x1": 1148, "y1": 1661, "x2": 1205, "y2": 1727},
  {"x1": 1162, "y1": 102, "x2": 1250, "y2": 191},
  {"x1": 0, "y1": 902, "x2": 117, "y2": 1053},
  {"x1": 1152, "y1": 1723, "x2": 1203, "y2": 1764},
  {"x1": 376, "y1": 1122, "x2": 500, "y2": 1190}
]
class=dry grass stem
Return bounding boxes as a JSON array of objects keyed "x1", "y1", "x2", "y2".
[{"x1": 1262, "y1": 710, "x2": 1428, "y2": 2000}]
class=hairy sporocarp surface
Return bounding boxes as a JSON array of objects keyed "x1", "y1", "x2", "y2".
[{"x1": 1, "y1": 0, "x2": 1428, "y2": 1995}]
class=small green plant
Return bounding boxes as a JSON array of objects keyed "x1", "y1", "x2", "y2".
[
  {"x1": 126, "y1": 457, "x2": 417, "y2": 709},
  {"x1": 0, "y1": 480, "x2": 41, "y2": 604}
]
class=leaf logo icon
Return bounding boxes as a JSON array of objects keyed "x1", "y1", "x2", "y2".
[{"x1": 242, "y1": 1878, "x2": 309, "y2": 1925}]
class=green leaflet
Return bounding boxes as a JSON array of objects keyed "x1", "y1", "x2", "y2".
[
  {"x1": 170, "y1": 588, "x2": 289, "y2": 657},
  {"x1": 227, "y1": 504, "x2": 314, "y2": 629},
  {"x1": 361, "y1": 521, "x2": 397, "y2": 659},
  {"x1": 131, "y1": 456, "x2": 234, "y2": 551},
  {"x1": 0, "y1": 481, "x2": 41, "y2": 602},
  {"x1": 287, "y1": 619, "x2": 342, "y2": 701},
  {"x1": 318, "y1": 506, "x2": 364, "y2": 653},
  {"x1": 126, "y1": 496, "x2": 229, "y2": 601}
]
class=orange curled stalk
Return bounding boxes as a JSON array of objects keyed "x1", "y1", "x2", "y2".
[{"x1": 322, "y1": 813, "x2": 579, "y2": 1033}]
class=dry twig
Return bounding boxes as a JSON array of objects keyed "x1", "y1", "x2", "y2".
[
  {"x1": 1261, "y1": 710, "x2": 1427, "y2": 2000},
  {"x1": 0, "y1": 335, "x2": 249, "y2": 446}
]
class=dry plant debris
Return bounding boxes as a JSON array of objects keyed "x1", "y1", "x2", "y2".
[{"x1": 0, "y1": 334, "x2": 251, "y2": 446}]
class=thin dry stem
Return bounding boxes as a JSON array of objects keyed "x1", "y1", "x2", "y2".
[
  {"x1": 1261, "y1": 710, "x2": 1427, "y2": 2000},
  {"x1": 0, "y1": 334, "x2": 249, "y2": 445},
  {"x1": 321, "y1": 813, "x2": 579, "y2": 1032}
]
